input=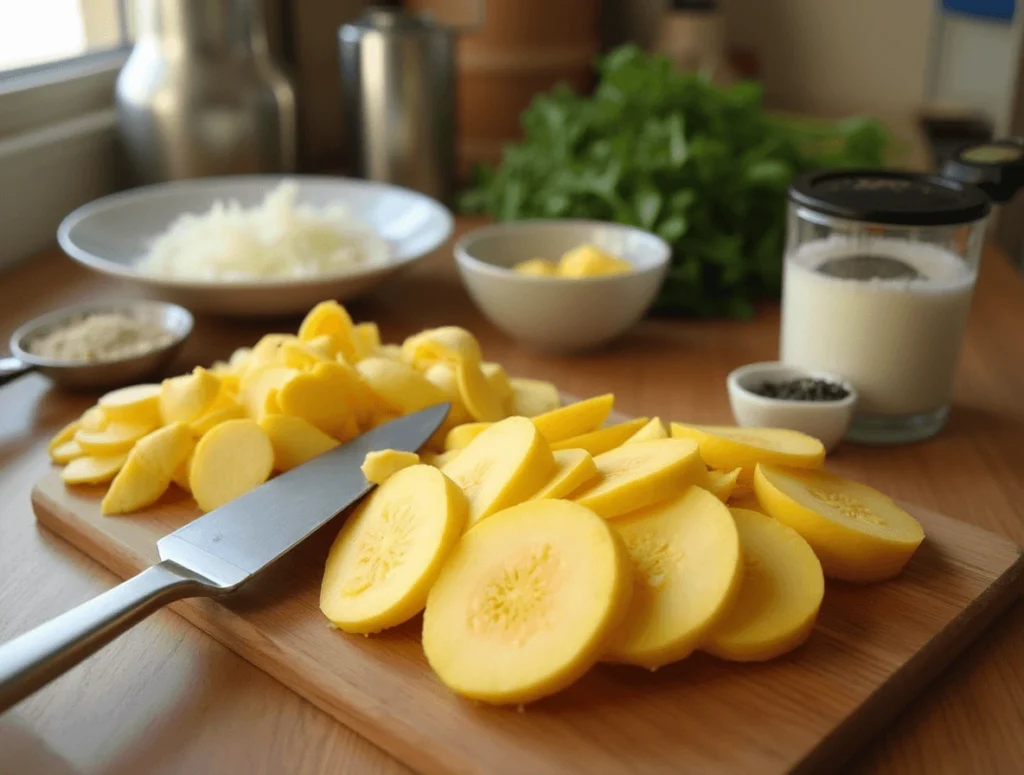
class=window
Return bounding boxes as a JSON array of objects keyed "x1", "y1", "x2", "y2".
[
  {"x1": 0, "y1": 0, "x2": 131, "y2": 270},
  {"x1": 0, "y1": 0, "x2": 127, "y2": 76}
]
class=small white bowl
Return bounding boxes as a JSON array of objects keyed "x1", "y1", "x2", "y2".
[
  {"x1": 727, "y1": 362, "x2": 857, "y2": 452},
  {"x1": 454, "y1": 220, "x2": 670, "y2": 353}
]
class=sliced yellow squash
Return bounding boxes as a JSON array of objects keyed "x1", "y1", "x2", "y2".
[
  {"x1": 189, "y1": 419, "x2": 274, "y2": 512},
  {"x1": 321, "y1": 465, "x2": 467, "y2": 634},
  {"x1": 298, "y1": 300, "x2": 357, "y2": 361},
  {"x1": 360, "y1": 449, "x2": 420, "y2": 485},
  {"x1": 240, "y1": 365, "x2": 299, "y2": 420},
  {"x1": 50, "y1": 440, "x2": 84, "y2": 464},
  {"x1": 79, "y1": 405, "x2": 108, "y2": 432},
  {"x1": 571, "y1": 438, "x2": 705, "y2": 520},
  {"x1": 670, "y1": 423, "x2": 825, "y2": 483},
  {"x1": 530, "y1": 448, "x2": 598, "y2": 500},
  {"x1": 605, "y1": 487, "x2": 741, "y2": 667},
  {"x1": 61, "y1": 452, "x2": 129, "y2": 485},
  {"x1": 753, "y1": 464, "x2": 925, "y2": 582},
  {"x1": 509, "y1": 377, "x2": 561, "y2": 417},
  {"x1": 550, "y1": 417, "x2": 649, "y2": 456},
  {"x1": 441, "y1": 416, "x2": 554, "y2": 526},
  {"x1": 98, "y1": 384, "x2": 162, "y2": 425},
  {"x1": 443, "y1": 421, "x2": 492, "y2": 451},
  {"x1": 75, "y1": 419, "x2": 158, "y2": 456},
  {"x1": 624, "y1": 417, "x2": 668, "y2": 444},
  {"x1": 101, "y1": 423, "x2": 194, "y2": 515},
  {"x1": 704, "y1": 508, "x2": 824, "y2": 661},
  {"x1": 259, "y1": 414, "x2": 340, "y2": 472},
  {"x1": 422, "y1": 499, "x2": 632, "y2": 704},
  {"x1": 48, "y1": 419, "x2": 81, "y2": 455},
  {"x1": 531, "y1": 393, "x2": 614, "y2": 443},
  {"x1": 276, "y1": 361, "x2": 363, "y2": 441},
  {"x1": 355, "y1": 357, "x2": 448, "y2": 416},
  {"x1": 706, "y1": 468, "x2": 741, "y2": 502},
  {"x1": 513, "y1": 258, "x2": 558, "y2": 276},
  {"x1": 160, "y1": 367, "x2": 222, "y2": 424},
  {"x1": 188, "y1": 395, "x2": 246, "y2": 437}
]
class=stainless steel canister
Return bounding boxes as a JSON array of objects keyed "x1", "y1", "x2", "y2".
[
  {"x1": 116, "y1": 0, "x2": 297, "y2": 183},
  {"x1": 339, "y1": 7, "x2": 456, "y2": 203}
]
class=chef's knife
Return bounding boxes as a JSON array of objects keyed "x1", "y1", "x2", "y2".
[{"x1": 0, "y1": 402, "x2": 450, "y2": 711}]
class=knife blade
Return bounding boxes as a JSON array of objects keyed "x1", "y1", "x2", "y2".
[
  {"x1": 159, "y1": 401, "x2": 451, "y2": 588},
  {"x1": 0, "y1": 402, "x2": 450, "y2": 711}
]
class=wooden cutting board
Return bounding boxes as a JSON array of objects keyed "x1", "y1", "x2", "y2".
[{"x1": 32, "y1": 471, "x2": 1024, "y2": 775}]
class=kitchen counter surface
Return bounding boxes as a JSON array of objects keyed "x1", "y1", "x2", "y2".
[{"x1": 1, "y1": 222, "x2": 1022, "y2": 774}]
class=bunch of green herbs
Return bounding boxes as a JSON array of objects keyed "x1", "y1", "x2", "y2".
[{"x1": 459, "y1": 45, "x2": 891, "y2": 317}]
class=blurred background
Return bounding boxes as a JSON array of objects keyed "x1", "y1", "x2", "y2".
[{"x1": 2, "y1": 0, "x2": 1022, "y2": 270}]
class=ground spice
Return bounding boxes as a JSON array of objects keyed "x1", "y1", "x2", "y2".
[
  {"x1": 752, "y1": 378, "x2": 850, "y2": 402},
  {"x1": 28, "y1": 312, "x2": 173, "y2": 363}
]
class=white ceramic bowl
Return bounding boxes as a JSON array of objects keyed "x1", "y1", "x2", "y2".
[
  {"x1": 727, "y1": 361, "x2": 858, "y2": 452},
  {"x1": 57, "y1": 175, "x2": 453, "y2": 317},
  {"x1": 454, "y1": 220, "x2": 670, "y2": 353}
]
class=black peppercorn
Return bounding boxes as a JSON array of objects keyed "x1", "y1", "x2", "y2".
[{"x1": 751, "y1": 378, "x2": 849, "y2": 402}]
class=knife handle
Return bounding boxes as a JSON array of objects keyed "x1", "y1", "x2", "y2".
[{"x1": 0, "y1": 560, "x2": 220, "y2": 711}]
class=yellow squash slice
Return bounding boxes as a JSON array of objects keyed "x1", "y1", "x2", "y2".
[
  {"x1": 98, "y1": 384, "x2": 162, "y2": 425},
  {"x1": 441, "y1": 416, "x2": 554, "y2": 526},
  {"x1": 356, "y1": 357, "x2": 448, "y2": 416},
  {"x1": 276, "y1": 361, "x2": 363, "y2": 441},
  {"x1": 101, "y1": 423, "x2": 194, "y2": 515},
  {"x1": 80, "y1": 405, "x2": 108, "y2": 432},
  {"x1": 320, "y1": 465, "x2": 467, "y2": 634},
  {"x1": 481, "y1": 362, "x2": 513, "y2": 412},
  {"x1": 728, "y1": 492, "x2": 765, "y2": 513},
  {"x1": 240, "y1": 365, "x2": 299, "y2": 420},
  {"x1": 61, "y1": 452, "x2": 129, "y2": 485},
  {"x1": 531, "y1": 393, "x2": 614, "y2": 443},
  {"x1": 753, "y1": 464, "x2": 925, "y2": 582},
  {"x1": 48, "y1": 419, "x2": 81, "y2": 455},
  {"x1": 571, "y1": 438, "x2": 705, "y2": 520},
  {"x1": 456, "y1": 360, "x2": 505, "y2": 422},
  {"x1": 704, "y1": 508, "x2": 824, "y2": 661},
  {"x1": 189, "y1": 395, "x2": 246, "y2": 437},
  {"x1": 670, "y1": 423, "x2": 825, "y2": 483},
  {"x1": 509, "y1": 378, "x2": 561, "y2": 417},
  {"x1": 624, "y1": 417, "x2": 668, "y2": 444},
  {"x1": 360, "y1": 449, "x2": 420, "y2": 485},
  {"x1": 443, "y1": 421, "x2": 492, "y2": 451},
  {"x1": 189, "y1": 419, "x2": 274, "y2": 512},
  {"x1": 298, "y1": 300, "x2": 358, "y2": 361},
  {"x1": 550, "y1": 417, "x2": 650, "y2": 456},
  {"x1": 50, "y1": 440, "x2": 84, "y2": 464},
  {"x1": 422, "y1": 448, "x2": 461, "y2": 468},
  {"x1": 75, "y1": 419, "x2": 158, "y2": 456},
  {"x1": 706, "y1": 468, "x2": 741, "y2": 502},
  {"x1": 513, "y1": 258, "x2": 558, "y2": 276},
  {"x1": 605, "y1": 487, "x2": 741, "y2": 667},
  {"x1": 259, "y1": 414, "x2": 340, "y2": 472},
  {"x1": 530, "y1": 448, "x2": 598, "y2": 501},
  {"x1": 160, "y1": 367, "x2": 222, "y2": 424},
  {"x1": 422, "y1": 499, "x2": 632, "y2": 704}
]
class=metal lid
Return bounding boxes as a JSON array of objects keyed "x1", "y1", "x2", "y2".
[
  {"x1": 339, "y1": 7, "x2": 443, "y2": 40},
  {"x1": 788, "y1": 170, "x2": 991, "y2": 226}
]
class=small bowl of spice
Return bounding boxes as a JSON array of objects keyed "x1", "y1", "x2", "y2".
[
  {"x1": 727, "y1": 361, "x2": 857, "y2": 452},
  {"x1": 4, "y1": 300, "x2": 193, "y2": 391}
]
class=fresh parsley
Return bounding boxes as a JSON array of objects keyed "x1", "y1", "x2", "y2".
[{"x1": 459, "y1": 46, "x2": 891, "y2": 317}]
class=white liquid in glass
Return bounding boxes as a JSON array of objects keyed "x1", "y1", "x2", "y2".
[{"x1": 781, "y1": 237, "x2": 976, "y2": 417}]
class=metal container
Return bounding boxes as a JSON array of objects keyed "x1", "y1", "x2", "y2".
[
  {"x1": 116, "y1": 0, "x2": 297, "y2": 183},
  {"x1": 339, "y1": 7, "x2": 456, "y2": 202}
]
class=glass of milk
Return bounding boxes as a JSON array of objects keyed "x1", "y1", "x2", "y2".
[{"x1": 781, "y1": 171, "x2": 991, "y2": 444}]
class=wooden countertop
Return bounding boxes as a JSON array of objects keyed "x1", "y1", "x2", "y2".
[{"x1": 1, "y1": 227, "x2": 1023, "y2": 774}]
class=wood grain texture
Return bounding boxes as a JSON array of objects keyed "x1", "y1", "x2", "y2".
[
  {"x1": 3, "y1": 226, "x2": 1024, "y2": 773},
  {"x1": 31, "y1": 467, "x2": 1024, "y2": 775}
]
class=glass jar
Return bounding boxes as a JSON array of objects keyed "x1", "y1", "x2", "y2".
[{"x1": 781, "y1": 171, "x2": 990, "y2": 444}]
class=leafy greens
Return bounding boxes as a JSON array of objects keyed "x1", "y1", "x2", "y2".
[{"x1": 459, "y1": 46, "x2": 891, "y2": 317}]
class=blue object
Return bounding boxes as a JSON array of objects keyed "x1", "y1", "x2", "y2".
[{"x1": 942, "y1": 0, "x2": 1015, "y2": 21}]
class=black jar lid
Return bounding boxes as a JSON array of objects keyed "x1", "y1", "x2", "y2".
[{"x1": 788, "y1": 170, "x2": 991, "y2": 227}]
